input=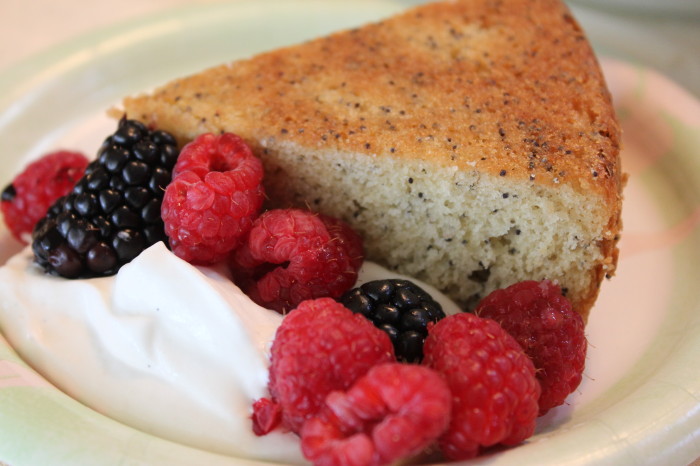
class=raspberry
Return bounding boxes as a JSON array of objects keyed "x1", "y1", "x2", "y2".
[
  {"x1": 317, "y1": 213, "x2": 364, "y2": 271},
  {"x1": 231, "y1": 209, "x2": 364, "y2": 313},
  {"x1": 301, "y1": 363, "x2": 451, "y2": 466},
  {"x1": 475, "y1": 280, "x2": 587, "y2": 415},
  {"x1": 340, "y1": 279, "x2": 446, "y2": 362},
  {"x1": 423, "y1": 312, "x2": 540, "y2": 460},
  {"x1": 252, "y1": 298, "x2": 394, "y2": 434},
  {"x1": 251, "y1": 398, "x2": 282, "y2": 436},
  {"x1": 1, "y1": 151, "x2": 88, "y2": 244},
  {"x1": 31, "y1": 118, "x2": 179, "y2": 278},
  {"x1": 162, "y1": 133, "x2": 265, "y2": 264}
]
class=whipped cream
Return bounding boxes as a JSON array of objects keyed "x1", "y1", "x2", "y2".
[{"x1": 0, "y1": 242, "x2": 459, "y2": 461}]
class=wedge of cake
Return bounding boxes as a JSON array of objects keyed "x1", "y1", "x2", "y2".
[{"x1": 121, "y1": 0, "x2": 623, "y2": 321}]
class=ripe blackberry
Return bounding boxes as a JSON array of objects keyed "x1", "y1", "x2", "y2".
[
  {"x1": 31, "y1": 118, "x2": 179, "y2": 278},
  {"x1": 339, "y1": 279, "x2": 446, "y2": 362}
]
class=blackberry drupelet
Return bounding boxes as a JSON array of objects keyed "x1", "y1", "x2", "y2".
[
  {"x1": 31, "y1": 118, "x2": 179, "y2": 278},
  {"x1": 339, "y1": 279, "x2": 446, "y2": 362}
]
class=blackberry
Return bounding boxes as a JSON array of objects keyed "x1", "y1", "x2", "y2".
[
  {"x1": 339, "y1": 279, "x2": 446, "y2": 362},
  {"x1": 31, "y1": 118, "x2": 179, "y2": 278}
]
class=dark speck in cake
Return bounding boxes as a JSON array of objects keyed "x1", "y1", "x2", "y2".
[{"x1": 468, "y1": 267, "x2": 490, "y2": 284}]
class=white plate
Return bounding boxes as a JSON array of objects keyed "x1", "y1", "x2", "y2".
[
  {"x1": 570, "y1": 0, "x2": 700, "y2": 16},
  {"x1": 1, "y1": 1, "x2": 700, "y2": 465}
]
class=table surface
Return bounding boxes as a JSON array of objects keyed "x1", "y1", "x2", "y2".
[{"x1": 1, "y1": 1, "x2": 699, "y2": 465}]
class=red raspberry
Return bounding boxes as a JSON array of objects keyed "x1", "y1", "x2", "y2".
[
  {"x1": 423, "y1": 312, "x2": 540, "y2": 460},
  {"x1": 475, "y1": 280, "x2": 587, "y2": 415},
  {"x1": 251, "y1": 398, "x2": 282, "y2": 436},
  {"x1": 252, "y1": 298, "x2": 394, "y2": 434},
  {"x1": 318, "y1": 213, "x2": 364, "y2": 271},
  {"x1": 231, "y1": 209, "x2": 364, "y2": 313},
  {"x1": 162, "y1": 133, "x2": 265, "y2": 264},
  {"x1": 1, "y1": 151, "x2": 88, "y2": 243},
  {"x1": 301, "y1": 363, "x2": 451, "y2": 466}
]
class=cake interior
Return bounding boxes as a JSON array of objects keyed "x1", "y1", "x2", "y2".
[{"x1": 259, "y1": 138, "x2": 608, "y2": 314}]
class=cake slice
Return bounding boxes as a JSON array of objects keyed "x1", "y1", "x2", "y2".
[{"x1": 121, "y1": 0, "x2": 623, "y2": 321}]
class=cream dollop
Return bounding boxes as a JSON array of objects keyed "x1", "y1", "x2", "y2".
[{"x1": 0, "y1": 242, "x2": 459, "y2": 461}]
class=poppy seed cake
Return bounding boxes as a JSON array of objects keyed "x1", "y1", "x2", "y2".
[{"x1": 121, "y1": 0, "x2": 624, "y2": 321}]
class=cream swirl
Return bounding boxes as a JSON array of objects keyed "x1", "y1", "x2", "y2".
[{"x1": 0, "y1": 242, "x2": 459, "y2": 461}]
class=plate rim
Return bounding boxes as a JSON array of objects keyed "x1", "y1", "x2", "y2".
[{"x1": 1, "y1": 1, "x2": 700, "y2": 465}]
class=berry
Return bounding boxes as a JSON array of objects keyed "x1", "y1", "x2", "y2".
[
  {"x1": 1, "y1": 151, "x2": 88, "y2": 243},
  {"x1": 423, "y1": 312, "x2": 540, "y2": 460},
  {"x1": 252, "y1": 298, "x2": 394, "y2": 434},
  {"x1": 31, "y1": 118, "x2": 179, "y2": 278},
  {"x1": 231, "y1": 209, "x2": 364, "y2": 313},
  {"x1": 339, "y1": 279, "x2": 446, "y2": 362},
  {"x1": 301, "y1": 363, "x2": 451, "y2": 466},
  {"x1": 317, "y1": 213, "x2": 364, "y2": 271},
  {"x1": 251, "y1": 398, "x2": 282, "y2": 436},
  {"x1": 162, "y1": 133, "x2": 265, "y2": 264},
  {"x1": 475, "y1": 280, "x2": 587, "y2": 415}
]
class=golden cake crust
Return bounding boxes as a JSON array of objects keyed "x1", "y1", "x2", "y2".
[
  {"x1": 124, "y1": 0, "x2": 621, "y2": 196},
  {"x1": 121, "y1": 0, "x2": 623, "y2": 319}
]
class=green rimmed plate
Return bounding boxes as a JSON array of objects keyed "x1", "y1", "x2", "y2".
[{"x1": 1, "y1": 1, "x2": 699, "y2": 464}]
